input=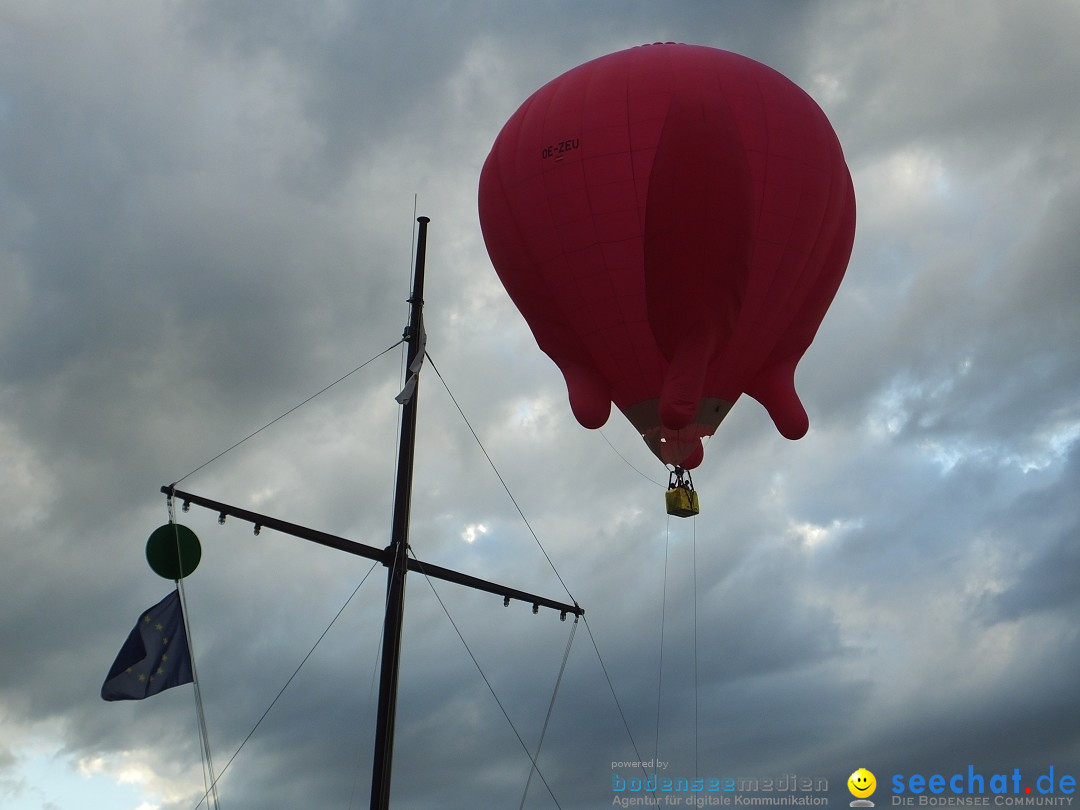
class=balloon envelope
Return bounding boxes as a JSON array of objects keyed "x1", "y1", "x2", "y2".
[{"x1": 478, "y1": 43, "x2": 855, "y2": 467}]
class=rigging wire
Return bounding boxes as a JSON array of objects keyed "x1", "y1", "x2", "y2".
[
  {"x1": 167, "y1": 496, "x2": 221, "y2": 810},
  {"x1": 520, "y1": 616, "x2": 579, "y2": 810},
  {"x1": 408, "y1": 549, "x2": 568, "y2": 810},
  {"x1": 424, "y1": 352, "x2": 579, "y2": 609},
  {"x1": 188, "y1": 559, "x2": 382, "y2": 810},
  {"x1": 180, "y1": 576, "x2": 219, "y2": 810},
  {"x1": 348, "y1": 547, "x2": 398, "y2": 810},
  {"x1": 580, "y1": 616, "x2": 655, "y2": 792},
  {"x1": 347, "y1": 614, "x2": 388, "y2": 810},
  {"x1": 351, "y1": 369, "x2": 416, "y2": 810},
  {"x1": 349, "y1": 541, "x2": 403, "y2": 810},
  {"x1": 169, "y1": 339, "x2": 404, "y2": 487},
  {"x1": 424, "y1": 352, "x2": 654, "y2": 794}
]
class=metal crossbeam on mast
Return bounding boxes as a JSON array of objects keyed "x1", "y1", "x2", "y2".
[
  {"x1": 159, "y1": 486, "x2": 582, "y2": 618},
  {"x1": 162, "y1": 216, "x2": 582, "y2": 810}
]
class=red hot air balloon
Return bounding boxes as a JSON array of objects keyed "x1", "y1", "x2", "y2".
[{"x1": 478, "y1": 43, "x2": 855, "y2": 469}]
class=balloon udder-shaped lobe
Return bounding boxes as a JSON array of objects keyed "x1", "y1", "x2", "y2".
[
  {"x1": 745, "y1": 358, "x2": 809, "y2": 440},
  {"x1": 559, "y1": 360, "x2": 612, "y2": 429}
]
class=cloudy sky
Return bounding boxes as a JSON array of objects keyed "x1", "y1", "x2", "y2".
[{"x1": 2, "y1": 1, "x2": 1079, "y2": 808}]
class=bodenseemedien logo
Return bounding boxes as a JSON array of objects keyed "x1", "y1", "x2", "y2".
[{"x1": 849, "y1": 768, "x2": 878, "y2": 807}]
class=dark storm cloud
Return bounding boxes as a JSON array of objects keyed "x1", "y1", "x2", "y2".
[
  {"x1": 806, "y1": 3, "x2": 1080, "y2": 160},
  {"x1": 980, "y1": 443, "x2": 1080, "y2": 623}
]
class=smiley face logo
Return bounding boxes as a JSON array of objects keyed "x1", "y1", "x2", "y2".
[{"x1": 848, "y1": 768, "x2": 877, "y2": 798}]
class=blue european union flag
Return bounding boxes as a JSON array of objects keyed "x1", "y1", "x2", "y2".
[{"x1": 102, "y1": 590, "x2": 193, "y2": 701}]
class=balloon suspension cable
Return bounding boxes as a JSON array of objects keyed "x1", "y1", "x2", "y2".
[{"x1": 668, "y1": 466, "x2": 695, "y2": 492}]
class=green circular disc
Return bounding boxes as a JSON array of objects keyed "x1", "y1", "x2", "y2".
[{"x1": 146, "y1": 523, "x2": 202, "y2": 580}]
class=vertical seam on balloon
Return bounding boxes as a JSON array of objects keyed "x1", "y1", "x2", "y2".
[
  {"x1": 741, "y1": 80, "x2": 831, "y2": 382},
  {"x1": 757, "y1": 73, "x2": 790, "y2": 354},
  {"x1": 583, "y1": 56, "x2": 631, "y2": 399},
  {"x1": 532, "y1": 64, "x2": 614, "y2": 406},
  {"x1": 495, "y1": 91, "x2": 566, "y2": 353},
  {"x1": 725, "y1": 69, "x2": 775, "y2": 384},
  {"x1": 578, "y1": 56, "x2": 602, "y2": 348},
  {"x1": 766, "y1": 115, "x2": 846, "y2": 364},
  {"x1": 769, "y1": 143, "x2": 824, "y2": 331},
  {"x1": 626, "y1": 47, "x2": 659, "y2": 404},
  {"x1": 785, "y1": 154, "x2": 854, "y2": 353},
  {"x1": 538, "y1": 69, "x2": 581, "y2": 342}
]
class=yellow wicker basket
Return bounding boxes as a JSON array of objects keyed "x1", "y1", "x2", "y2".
[{"x1": 665, "y1": 486, "x2": 700, "y2": 518}]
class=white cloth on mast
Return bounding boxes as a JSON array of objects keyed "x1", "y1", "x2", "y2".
[{"x1": 394, "y1": 325, "x2": 427, "y2": 405}]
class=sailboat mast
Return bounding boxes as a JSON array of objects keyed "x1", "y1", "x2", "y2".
[
  {"x1": 161, "y1": 215, "x2": 582, "y2": 805},
  {"x1": 370, "y1": 215, "x2": 429, "y2": 810}
]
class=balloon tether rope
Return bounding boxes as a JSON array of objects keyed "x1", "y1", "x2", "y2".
[
  {"x1": 654, "y1": 514, "x2": 672, "y2": 767},
  {"x1": 693, "y1": 512, "x2": 699, "y2": 778},
  {"x1": 598, "y1": 429, "x2": 666, "y2": 487}
]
